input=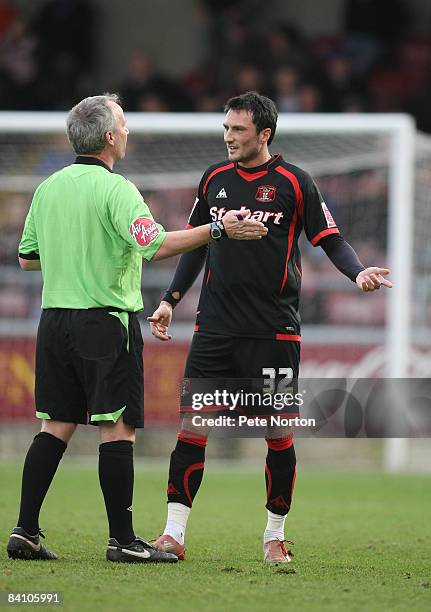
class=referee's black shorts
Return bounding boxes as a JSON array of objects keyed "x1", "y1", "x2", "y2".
[{"x1": 35, "y1": 308, "x2": 144, "y2": 427}]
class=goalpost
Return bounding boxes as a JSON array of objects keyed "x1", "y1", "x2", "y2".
[{"x1": 0, "y1": 111, "x2": 424, "y2": 469}]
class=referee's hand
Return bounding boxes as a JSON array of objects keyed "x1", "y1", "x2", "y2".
[
  {"x1": 147, "y1": 301, "x2": 173, "y2": 341},
  {"x1": 356, "y1": 267, "x2": 392, "y2": 292},
  {"x1": 222, "y1": 209, "x2": 268, "y2": 240}
]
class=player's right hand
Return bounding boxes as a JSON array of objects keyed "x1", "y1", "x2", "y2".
[
  {"x1": 147, "y1": 301, "x2": 173, "y2": 341},
  {"x1": 222, "y1": 209, "x2": 268, "y2": 240}
]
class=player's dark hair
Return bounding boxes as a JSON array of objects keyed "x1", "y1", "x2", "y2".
[{"x1": 224, "y1": 91, "x2": 278, "y2": 145}]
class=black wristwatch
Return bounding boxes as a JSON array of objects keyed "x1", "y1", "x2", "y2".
[{"x1": 210, "y1": 220, "x2": 227, "y2": 241}]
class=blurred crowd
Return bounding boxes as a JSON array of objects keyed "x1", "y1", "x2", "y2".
[
  {"x1": 0, "y1": 0, "x2": 430, "y2": 131},
  {"x1": 0, "y1": 0, "x2": 428, "y2": 328}
]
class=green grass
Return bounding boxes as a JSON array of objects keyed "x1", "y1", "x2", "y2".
[{"x1": 1, "y1": 461, "x2": 431, "y2": 612}]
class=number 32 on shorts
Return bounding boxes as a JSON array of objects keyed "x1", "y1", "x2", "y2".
[{"x1": 262, "y1": 367, "x2": 294, "y2": 393}]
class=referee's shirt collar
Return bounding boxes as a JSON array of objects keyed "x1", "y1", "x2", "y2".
[{"x1": 74, "y1": 156, "x2": 113, "y2": 173}]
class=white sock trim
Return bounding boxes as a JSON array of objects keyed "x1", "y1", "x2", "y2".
[
  {"x1": 264, "y1": 510, "x2": 286, "y2": 544},
  {"x1": 163, "y1": 502, "x2": 190, "y2": 545}
]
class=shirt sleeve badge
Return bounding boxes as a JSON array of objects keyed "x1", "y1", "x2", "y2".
[
  {"x1": 321, "y1": 202, "x2": 337, "y2": 228},
  {"x1": 129, "y1": 217, "x2": 160, "y2": 246}
]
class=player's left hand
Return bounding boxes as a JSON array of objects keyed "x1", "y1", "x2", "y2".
[
  {"x1": 147, "y1": 301, "x2": 173, "y2": 341},
  {"x1": 356, "y1": 267, "x2": 392, "y2": 292}
]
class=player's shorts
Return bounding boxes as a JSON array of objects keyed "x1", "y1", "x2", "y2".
[
  {"x1": 35, "y1": 308, "x2": 144, "y2": 427},
  {"x1": 182, "y1": 332, "x2": 300, "y2": 421},
  {"x1": 184, "y1": 332, "x2": 300, "y2": 379}
]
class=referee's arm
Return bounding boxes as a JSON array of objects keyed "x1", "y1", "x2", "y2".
[
  {"x1": 18, "y1": 254, "x2": 41, "y2": 271},
  {"x1": 152, "y1": 210, "x2": 267, "y2": 260},
  {"x1": 19, "y1": 259, "x2": 41, "y2": 271}
]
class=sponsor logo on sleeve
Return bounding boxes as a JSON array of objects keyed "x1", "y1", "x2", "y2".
[
  {"x1": 129, "y1": 217, "x2": 160, "y2": 247},
  {"x1": 321, "y1": 202, "x2": 336, "y2": 228},
  {"x1": 255, "y1": 185, "x2": 276, "y2": 203}
]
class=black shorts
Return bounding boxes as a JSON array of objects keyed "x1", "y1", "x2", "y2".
[
  {"x1": 35, "y1": 308, "x2": 144, "y2": 427},
  {"x1": 182, "y1": 332, "x2": 300, "y2": 417},
  {"x1": 184, "y1": 332, "x2": 300, "y2": 379}
]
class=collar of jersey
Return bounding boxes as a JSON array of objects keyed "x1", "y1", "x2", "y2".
[
  {"x1": 74, "y1": 156, "x2": 113, "y2": 173},
  {"x1": 235, "y1": 153, "x2": 281, "y2": 178}
]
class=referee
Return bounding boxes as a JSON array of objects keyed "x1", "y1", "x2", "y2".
[{"x1": 6, "y1": 93, "x2": 267, "y2": 563}]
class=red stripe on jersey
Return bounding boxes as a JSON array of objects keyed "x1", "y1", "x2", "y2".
[
  {"x1": 236, "y1": 167, "x2": 268, "y2": 181},
  {"x1": 275, "y1": 165, "x2": 304, "y2": 220},
  {"x1": 194, "y1": 324, "x2": 199, "y2": 332},
  {"x1": 275, "y1": 333, "x2": 302, "y2": 342},
  {"x1": 185, "y1": 223, "x2": 194, "y2": 229},
  {"x1": 203, "y1": 163, "x2": 234, "y2": 196},
  {"x1": 294, "y1": 261, "x2": 302, "y2": 277},
  {"x1": 206, "y1": 268, "x2": 211, "y2": 284},
  {"x1": 310, "y1": 227, "x2": 340, "y2": 246},
  {"x1": 280, "y1": 209, "x2": 298, "y2": 294}
]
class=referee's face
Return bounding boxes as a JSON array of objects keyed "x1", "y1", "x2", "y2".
[
  {"x1": 109, "y1": 102, "x2": 129, "y2": 161},
  {"x1": 224, "y1": 109, "x2": 268, "y2": 167}
]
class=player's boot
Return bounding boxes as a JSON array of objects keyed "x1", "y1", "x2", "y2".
[
  {"x1": 7, "y1": 527, "x2": 58, "y2": 560},
  {"x1": 149, "y1": 534, "x2": 185, "y2": 560},
  {"x1": 106, "y1": 535, "x2": 178, "y2": 563},
  {"x1": 263, "y1": 539, "x2": 294, "y2": 563}
]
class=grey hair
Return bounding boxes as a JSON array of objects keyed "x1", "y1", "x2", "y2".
[{"x1": 66, "y1": 93, "x2": 121, "y2": 155}]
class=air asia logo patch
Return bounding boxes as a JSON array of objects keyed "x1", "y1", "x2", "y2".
[
  {"x1": 255, "y1": 185, "x2": 276, "y2": 203},
  {"x1": 321, "y1": 202, "x2": 336, "y2": 228},
  {"x1": 129, "y1": 217, "x2": 159, "y2": 247}
]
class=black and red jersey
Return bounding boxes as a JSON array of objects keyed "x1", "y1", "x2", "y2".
[{"x1": 187, "y1": 154, "x2": 340, "y2": 340}]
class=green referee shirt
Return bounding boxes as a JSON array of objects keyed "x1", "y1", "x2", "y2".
[{"x1": 19, "y1": 157, "x2": 166, "y2": 311}]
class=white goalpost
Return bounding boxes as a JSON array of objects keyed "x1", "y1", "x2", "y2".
[{"x1": 0, "y1": 112, "x2": 424, "y2": 470}]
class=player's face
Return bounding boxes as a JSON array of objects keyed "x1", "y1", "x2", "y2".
[
  {"x1": 223, "y1": 109, "x2": 269, "y2": 167},
  {"x1": 109, "y1": 102, "x2": 129, "y2": 161}
]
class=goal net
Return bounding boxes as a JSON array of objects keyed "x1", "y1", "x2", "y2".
[{"x1": 0, "y1": 112, "x2": 428, "y2": 470}]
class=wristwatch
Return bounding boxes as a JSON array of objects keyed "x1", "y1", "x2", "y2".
[{"x1": 210, "y1": 221, "x2": 227, "y2": 241}]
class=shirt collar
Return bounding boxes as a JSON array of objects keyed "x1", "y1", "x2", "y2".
[
  {"x1": 236, "y1": 153, "x2": 281, "y2": 174},
  {"x1": 74, "y1": 156, "x2": 113, "y2": 173}
]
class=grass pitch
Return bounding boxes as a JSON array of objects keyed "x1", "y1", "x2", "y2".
[{"x1": 1, "y1": 461, "x2": 430, "y2": 612}]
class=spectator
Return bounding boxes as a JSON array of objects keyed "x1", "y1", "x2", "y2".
[
  {"x1": 33, "y1": 0, "x2": 96, "y2": 108},
  {"x1": 0, "y1": 16, "x2": 37, "y2": 109},
  {"x1": 272, "y1": 65, "x2": 301, "y2": 112},
  {"x1": 297, "y1": 82, "x2": 324, "y2": 112},
  {"x1": 119, "y1": 49, "x2": 193, "y2": 112},
  {"x1": 324, "y1": 50, "x2": 370, "y2": 111},
  {"x1": 0, "y1": 0, "x2": 17, "y2": 40}
]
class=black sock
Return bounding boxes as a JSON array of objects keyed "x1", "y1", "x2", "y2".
[
  {"x1": 17, "y1": 432, "x2": 67, "y2": 534},
  {"x1": 166, "y1": 437, "x2": 206, "y2": 508},
  {"x1": 98, "y1": 440, "x2": 135, "y2": 545},
  {"x1": 265, "y1": 441, "x2": 296, "y2": 515}
]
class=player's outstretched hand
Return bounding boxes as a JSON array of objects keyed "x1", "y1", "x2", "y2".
[
  {"x1": 147, "y1": 301, "x2": 173, "y2": 341},
  {"x1": 356, "y1": 267, "x2": 392, "y2": 292},
  {"x1": 222, "y1": 209, "x2": 268, "y2": 240}
]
